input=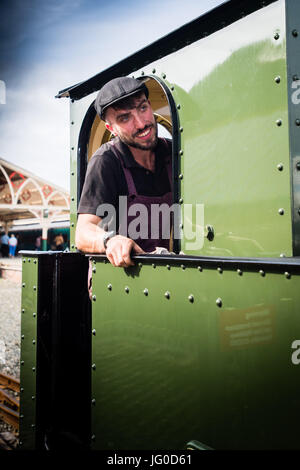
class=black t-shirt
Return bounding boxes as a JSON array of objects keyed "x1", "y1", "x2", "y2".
[{"x1": 78, "y1": 137, "x2": 172, "y2": 218}]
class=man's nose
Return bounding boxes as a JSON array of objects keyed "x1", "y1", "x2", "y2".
[{"x1": 132, "y1": 110, "x2": 145, "y2": 128}]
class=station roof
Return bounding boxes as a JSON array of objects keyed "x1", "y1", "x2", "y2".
[{"x1": 0, "y1": 158, "x2": 69, "y2": 226}]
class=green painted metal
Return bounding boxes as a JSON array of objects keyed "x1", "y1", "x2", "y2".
[
  {"x1": 285, "y1": 0, "x2": 300, "y2": 255},
  {"x1": 134, "y1": 0, "x2": 292, "y2": 258},
  {"x1": 91, "y1": 258, "x2": 300, "y2": 450},
  {"x1": 19, "y1": 256, "x2": 38, "y2": 450}
]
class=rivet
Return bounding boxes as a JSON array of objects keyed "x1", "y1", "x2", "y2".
[
  {"x1": 31, "y1": 424, "x2": 35, "y2": 428},
  {"x1": 298, "y1": 208, "x2": 300, "y2": 215},
  {"x1": 20, "y1": 415, "x2": 24, "y2": 419},
  {"x1": 71, "y1": 197, "x2": 75, "y2": 201},
  {"x1": 295, "y1": 119, "x2": 300, "y2": 126},
  {"x1": 216, "y1": 298, "x2": 222, "y2": 307},
  {"x1": 179, "y1": 174, "x2": 183, "y2": 180},
  {"x1": 276, "y1": 119, "x2": 282, "y2": 126},
  {"x1": 21, "y1": 308, "x2": 25, "y2": 313},
  {"x1": 280, "y1": 253, "x2": 285, "y2": 257},
  {"x1": 33, "y1": 286, "x2": 37, "y2": 291},
  {"x1": 21, "y1": 361, "x2": 24, "y2": 365},
  {"x1": 71, "y1": 171, "x2": 74, "y2": 176},
  {"x1": 138, "y1": 262, "x2": 143, "y2": 268},
  {"x1": 217, "y1": 267, "x2": 223, "y2": 274},
  {"x1": 91, "y1": 399, "x2": 96, "y2": 405},
  {"x1": 92, "y1": 267, "x2": 96, "y2": 273},
  {"x1": 92, "y1": 329, "x2": 96, "y2": 335},
  {"x1": 180, "y1": 127, "x2": 183, "y2": 132},
  {"x1": 237, "y1": 269, "x2": 243, "y2": 276},
  {"x1": 92, "y1": 295, "x2": 96, "y2": 301},
  {"x1": 71, "y1": 222, "x2": 74, "y2": 227},
  {"x1": 141, "y1": 71, "x2": 145, "y2": 76},
  {"x1": 107, "y1": 284, "x2": 112, "y2": 290},
  {"x1": 20, "y1": 388, "x2": 24, "y2": 393},
  {"x1": 124, "y1": 286, "x2": 129, "y2": 294},
  {"x1": 177, "y1": 104, "x2": 181, "y2": 109},
  {"x1": 274, "y1": 32, "x2": 280, "y2": 40},
  {"x1": 28, "y1": 258, "x2": 31, "y2": 263},
  {"x1": 278, "y1": 208, "x2": 284, "y2": 215},
  {"x1": 32, "y1": 340, "x2": 36, "y2": 345},
  {"x1": 277, "y1": 163, "x2": 283, "y2": 171},
  {"x1": 293, "y1": 75, "x2": 299, "y2": 81},
  {"x1": 21, "y1": 335, "x2": 24, "y2": 340},
  {"x1": 22, "y1": 283, "x2": 25, "y2": 288},
  {"x1": 181, "y1": 264, "x2": 185, "y2": 270},
  {"x1": 152, "y1": 68, "x2": 156, "y2": 73},
  {"x1": 296, "y1": 162, "x2": 300, "y2": 171},
  {"x1": 33, "y1": 312, "x2": 36, "y2": 318},
  {"x1": 23, "y1": 259, "x2": 26, "y2": 263},
  {"x1": 188, "y1": 295, "x2": 194, "y2": 303},
  {"x1": 33, "y1": 259, "x2": 37, "y2": 264},
  {"x1": 285, "y1": 271, "x2": 291, "y2": 279},
  {"x1": 92, "y1": 364, "x2": 96, "y2": 370},
  {"x1": 31, "y1": 396, "x2": 35, "y2": 400},
  {"x1": 32, "y1": 367, "x2": 35, "y2": 372},
  {"x1": 179, "y1": 150, "x2": 183, "y2": 156},
  {"x1": 166, "y1": 264, "x2": 171, "y2": 270},
  {"x1": 179, "y1": 198, "x2": 183, "y2": 204},
  {"x1": 165, "y1": 291, "x2": 170, "y2": 299},
  {"x1": 274, "y1": 76, "x2": 281, "y2": 83},
  {"x1": 179, "y1": 223, "x2": 183, "y2": 229},
  {"x1": 170, "y1": 85, "x2": 174, "y2": 91},
  {"x1": 292, "y1": 29, "x2": 298, "y2": 37},
  {"x1": 198, "y1": 266, "x2": 202, "y2": 272},
  {"x1": 71, "y1": 121, "x2": 74, "y2": 125},
  {"x1": 91, "y1": 435, "x2": 96, "y2": 441},
  {"x1": 162, "y1": 73, "x2": 166, "y2": 79},
  {"x1": 71, "y1": 244, "x2": 75, "y2": 249},
  {"x1": 143, "y1": 288, "x2": 149, "y2": 296},
  {"x1": 152, "y1": 263, "x2": 156, "y2": 268},
  {"x1": 259, "y1": 269, "x2": 265, "y2": 277}
]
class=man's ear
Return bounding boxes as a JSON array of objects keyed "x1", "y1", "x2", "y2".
[{"x1": 105, "y1": 122, "x2": 116, "y2": 136}]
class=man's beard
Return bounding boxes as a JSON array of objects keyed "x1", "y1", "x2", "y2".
[{"x1": 119, "y1": 122, "x2": 158, "y2": 151}]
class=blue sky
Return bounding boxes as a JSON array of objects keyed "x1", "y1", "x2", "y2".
[{"x1": 0, "y1": 0, "x2": 224, "y2": 189}]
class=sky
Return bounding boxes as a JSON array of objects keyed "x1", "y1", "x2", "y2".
[{"x1": 0, "y1": 0, "x2": 224, "y2": 190}]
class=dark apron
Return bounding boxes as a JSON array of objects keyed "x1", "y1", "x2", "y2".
[{"x1": 113, "y1": 141, "x2": 173, "y2": 252}]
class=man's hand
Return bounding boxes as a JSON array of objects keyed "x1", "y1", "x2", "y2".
[{"x1": 105, "y1": 235, "x2": 144, "y2": 267}]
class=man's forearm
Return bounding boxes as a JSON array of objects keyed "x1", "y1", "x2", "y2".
[{"x1": 75, "y1": 220, "x2": 105, "y2": 253}]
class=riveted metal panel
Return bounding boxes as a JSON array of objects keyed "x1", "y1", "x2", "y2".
[
  {"x1": 90, "y1": 256, "x2": 300, "y2": 450},
  {"x1": 19, "y1": 256, "x2": 38, "y2": 450},
  {"x1": 134, "y1": 0, "x2": 291, "y2": 258},
  {"x1": 285, "y1": 0, "x2": 300, "y2": 254}
]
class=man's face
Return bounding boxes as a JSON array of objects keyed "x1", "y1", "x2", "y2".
[{"x1": 105, "y1": 94, "x2": 158, "y2": 151}]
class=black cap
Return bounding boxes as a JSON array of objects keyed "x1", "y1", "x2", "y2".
[{"x1": 94, "y1": 77, "x2": 149, "y2": 120}]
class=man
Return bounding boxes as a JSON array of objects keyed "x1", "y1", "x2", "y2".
[
  {"x1": 8, "y1": 233, "x2": 17, "y2": 257},
  {"x1": 0, "y1": 232, "x2": 9, "y2": 258},
  {"x1": 76, "y1": 77, "x2": 172, "y2": 268}
]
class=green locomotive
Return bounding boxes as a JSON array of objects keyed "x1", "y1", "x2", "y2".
[{"x1": 19, "y1": 0, "x2": 300, "y2": 450}]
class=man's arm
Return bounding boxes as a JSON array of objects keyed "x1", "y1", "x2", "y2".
[{"x1": 75, "y1": 213, "x2": 144, "y2": 267}]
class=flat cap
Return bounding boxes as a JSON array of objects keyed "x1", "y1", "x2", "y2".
[{"x1": 95, "y1": 77, "x2": 149, "y2": 120}]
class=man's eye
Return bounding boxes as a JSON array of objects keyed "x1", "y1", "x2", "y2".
[
  {"x1": 140, "y1": 105, "x2": 147, "y2": 112},
  {"x1": 120, "y1": 115, "x2": 129, "y2": 122}
]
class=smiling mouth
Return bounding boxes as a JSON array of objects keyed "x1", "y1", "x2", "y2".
[{"x1": 135, "y1": 126, "x2": 152, "y2": 138}]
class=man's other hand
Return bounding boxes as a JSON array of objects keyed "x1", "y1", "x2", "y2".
[{"x1": 105, "y1": 235, "x2": 144, "y2": 267}]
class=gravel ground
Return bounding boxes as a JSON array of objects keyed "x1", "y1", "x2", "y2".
[{"x1": 0, "y1": 276, "x2": 21, "y2": 435}]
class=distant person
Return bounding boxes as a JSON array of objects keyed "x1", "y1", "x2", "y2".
[
  {"x1": 54, "y1": 233, "x2": 64, "y2": 251},
  {"x1": 1, "y1": 232, "x2": 9, "y2": 258},
  {"x1": 8, "y1": 233, "x2": 17, "y2": 257},
  {"x1": 35, "y1": 235, "x2": 41, "y2": 251}
]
